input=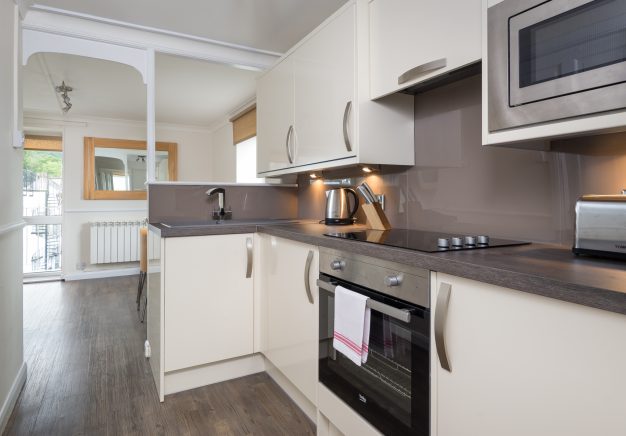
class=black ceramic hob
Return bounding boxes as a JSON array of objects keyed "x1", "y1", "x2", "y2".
[{"x1": 324, "y1": 229, "x2": 529, "y2": 252}]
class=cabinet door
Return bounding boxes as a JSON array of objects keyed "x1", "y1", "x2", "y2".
[
  {"x1": 369, "y1": 0, "x2": 481, "y2": 99},
  {"x1": 163, "y1": 234, "x2": 254, "y2": 372},
  {"x1": 433, "y1": 273, "x2": 626, "y2": 436},
  {"x1": 146, "y1": 228, "x2": 164, "y2": 401},
  {"x1": 262, "y1": 236, "x2": 319, "y2": 404},
  {"x1": 256, "y1": 58, "x2": 295, "y2": 175},
  {"x1": 293, "y1": 3, "x2": 356, "y2": 166}
]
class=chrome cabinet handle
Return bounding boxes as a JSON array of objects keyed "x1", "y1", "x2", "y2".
[
  {"x1": 304, "y1": 250, "x2": 314, "y2": 304},
  {"x1": 342, "y1": 101, "x2": 352, "y2": 152},
  {"x1": 398, "y1": 58, "x2": 447, "y2": 85},
  {"x1": 245, "y1": 237, "x2": 253, "y2": 278},
  {"x1": 285, "y1": 125, "x2": 294, "y2": 164},
  {"x1": 435, "y1": 282, "x2": 452, "y2": 372}
]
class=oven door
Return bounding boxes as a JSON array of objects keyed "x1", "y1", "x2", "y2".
[
  {"x1": 318, "y1": 275, "x2": 430, "y2": 436},
  {"x1": 510, "y1": 0, "x2": 626, "y2": 106}
]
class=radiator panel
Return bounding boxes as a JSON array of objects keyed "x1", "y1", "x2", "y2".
[{"x1": 90, "y1": 220, "x2": 146, "y2": 264}]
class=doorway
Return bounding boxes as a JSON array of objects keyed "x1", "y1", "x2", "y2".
[{"x1": 22, "y1": 134, "x2": 63, "y2": 279}]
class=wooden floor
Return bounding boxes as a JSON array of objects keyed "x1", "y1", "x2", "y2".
[{"x1": 4, "y1": 276, "x2": 315, "y2": 436}]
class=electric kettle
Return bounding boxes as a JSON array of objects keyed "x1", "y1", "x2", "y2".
[{"x1": 325, "y1": 188, "x2": 359, "y2": 225}]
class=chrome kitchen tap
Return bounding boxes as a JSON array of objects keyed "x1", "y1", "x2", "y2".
[{"x1": 206, "y1": 188, "x2": 230, "y2": 220}]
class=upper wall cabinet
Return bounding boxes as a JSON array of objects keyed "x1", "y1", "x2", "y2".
[
  {"x1": 369, "y1": 0, "x2": 482, "y2": 100},
  {"x1": 257, "y1": 1, "x2": 414, "y2": 177}
]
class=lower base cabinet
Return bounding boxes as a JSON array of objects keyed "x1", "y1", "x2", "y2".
[
  {"x1": 259, "y1": 235, "x2": 319, "y2": 405},
  {"x1": 432, "y1": 273, "x2": 626, "y2": 436},
  {"x1": 163, "y1": 234, "x2": 254, "y2": 372}
]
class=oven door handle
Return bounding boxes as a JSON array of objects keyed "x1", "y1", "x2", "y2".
[{"x1": 317, "y1": 279, "x2": 412, "y2": 323}]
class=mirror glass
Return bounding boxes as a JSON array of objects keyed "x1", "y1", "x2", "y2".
[{"x1": 94, "y1": 148, "x2": 170, "y2": 191}]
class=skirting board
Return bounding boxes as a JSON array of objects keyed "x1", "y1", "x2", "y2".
[
  {"x1": 63, "y1": 267, "x2": 139, "y2": 281},
  {"x1": 164, "y1": 354, "x2": 266, "y2": 396},
  {"x1": 0, "y1": 362, "x2": 27, "y2": 434},
  {"x1": 264, "y1": 359, "x2": 317, "y2": 423}
]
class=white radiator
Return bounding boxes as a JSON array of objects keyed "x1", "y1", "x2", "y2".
[{"x1": 90, "y1": 220, "x2": 146, "y2": 264}]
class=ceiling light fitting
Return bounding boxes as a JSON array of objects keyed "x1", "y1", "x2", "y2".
[{"x1": 55, "y1": 81, "x2": 73, "y2": 113}]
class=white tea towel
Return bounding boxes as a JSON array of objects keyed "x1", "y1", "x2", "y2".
[{"x1": 333, "y1": 286, "x2": 371, "y2": 366}]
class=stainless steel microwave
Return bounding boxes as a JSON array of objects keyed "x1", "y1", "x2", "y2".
[{"x1": 488, "y1": 0, "x2": 626, "y2": 132}]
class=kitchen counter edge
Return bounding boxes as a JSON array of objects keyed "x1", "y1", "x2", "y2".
[{"x1": 149, "y1": 222, "x2": 626, "y2": 316}]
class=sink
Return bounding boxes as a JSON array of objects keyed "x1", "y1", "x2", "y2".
[{"x1": 159, "y1": 219, "x2": 299, "y2": 228}]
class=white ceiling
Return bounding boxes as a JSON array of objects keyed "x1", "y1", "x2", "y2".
[
  {"x1": 23, "y1": 52, "x2": 260, "y2": 126},
  {"x1": 30, "y1": 0, "x2": 348, "y2": 53},
  {"x1": 155, "y1": 53, "x2": 259, "y2": 126},
  {"x1": 23, "y1": 52, "x2": 147, "y2": 121}
]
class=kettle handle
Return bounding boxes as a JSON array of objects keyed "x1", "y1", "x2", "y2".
[{"x1": 347, "y1": 188, "x2": 360, "y2": 219}]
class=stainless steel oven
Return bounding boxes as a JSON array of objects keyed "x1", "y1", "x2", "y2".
[
  {"x1": 488, "y1": 0, "x2": 626, "y2": 131},
  {"x1": 318, "y1": 248, "x2": 430, "y2": 436}
]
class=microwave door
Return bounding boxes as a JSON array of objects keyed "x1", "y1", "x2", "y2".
[{"x1": 509, "y1": 0, "x2": 626, "y2": 107}]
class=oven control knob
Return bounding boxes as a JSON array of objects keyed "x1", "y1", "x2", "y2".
[
  {"x1": 464, "y1": 236, "x2": 476, "y2": 246},
  {"x1": 477, "y1": 235, "x2": 490, "y2": 245},
  {"x1": 384, "y1": 274, "x2": 403, "y2": 287},
  {"x1": 330, "y1": 260, "x2": 345, "y2": 271},
  {"x1": 451, "y1": 237, "x2": 463, "y2": 247},
  {"x1": 437, "y1": 238, "x2": 450, "y2": 248}
]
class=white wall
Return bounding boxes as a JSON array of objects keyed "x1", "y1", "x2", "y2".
[
  {"x1": 24, "y1": 114, "x2": 213, "y2": 278},
  {"x1": 211, "y1": 122, "x2": 236, "y2": 182},
  {"x1": 0, "y1": 2, "x2": 25, "y2": 432}
]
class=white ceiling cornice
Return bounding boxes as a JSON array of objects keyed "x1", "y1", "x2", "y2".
[
  {"x1": 24, "y1": 111, "x2": 215, "y2": 133},
  {"x1": 27, "y1": 0, "x2": 347, "y2": 53},
  {"x1": 29, "y1": 4, "x2": 283, "y2": 57},
  {"x1": 21, "y1": 9, "x2": 280, "y2": 71},
  {"x1": 14, "y1": 0, "x2": 35, "y2": 19}
]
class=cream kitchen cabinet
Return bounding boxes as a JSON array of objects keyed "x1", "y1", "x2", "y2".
[
  {"x1": 256, "y1": 0, "x2": 414, "y2": 177},
  {"x1": 150, "y1": 233, "x2": 255, "y2": 375},
  {"x1": 431, "y1": 273, "x2": 626, "y2": 436},
  {"x1": 369, "y1": 0, "x2": 481, "y2": 99},
  {"x1": 256, "y1": 57, "x2": 294, "y2": 174},
  {"x1": 292, "y1": 4, "x2": 355, "y2": 167},
  {"x1": 258, "y1": 234, "x2": 319, "y2": 405}
]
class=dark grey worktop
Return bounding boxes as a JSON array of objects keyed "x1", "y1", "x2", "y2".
[
  {"x1": 150, "y1": 221, "x2": 626, "y2": 315},
  {"x1": 148, "y1": 219, "x2": 305, "y2": 238}
]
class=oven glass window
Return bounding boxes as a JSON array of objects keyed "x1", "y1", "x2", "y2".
[
  {"x1": 319, "y1": 284, "x2": 429, "y2": 435},
  {"x1": 518, "y1": 0, "x2": 626, "y2": 88}
]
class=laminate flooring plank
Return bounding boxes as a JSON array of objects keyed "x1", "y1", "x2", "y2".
[{"x1": 3, "y1": 277, "x2": 315, "y2": 436}]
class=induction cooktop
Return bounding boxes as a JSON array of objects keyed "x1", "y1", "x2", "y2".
[{"x1": 324, "y1": 229, "x2": 529, "y2": 252}]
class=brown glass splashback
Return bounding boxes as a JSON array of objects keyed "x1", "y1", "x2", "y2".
[
  {"x1": 149, "y1": 184, "x2": 298, "y2": 223},
  {"x1": 298, "y1": 76, "x2": 626, "y2": 245}
]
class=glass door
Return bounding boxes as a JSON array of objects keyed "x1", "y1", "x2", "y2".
[
  {"x1": 22, "y1": 135, "x2": 63, "y2": 277},
  {"x1": 510, "y1": 0, "x2": 626, "y2": 106}
]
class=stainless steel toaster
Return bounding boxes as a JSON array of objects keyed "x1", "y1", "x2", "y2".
[{"x1": 573, "y1": 194, "x2": 626, "y2": 259}]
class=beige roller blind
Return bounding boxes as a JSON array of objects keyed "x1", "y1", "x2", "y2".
[
  {"x1": 24, "y1": 135, "x2": 63, "y2": 151},
  {"x1": 230, "y1": 106, "x2": 256, "y2": 145}
]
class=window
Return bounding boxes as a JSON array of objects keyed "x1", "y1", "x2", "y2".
[
  {"x1": 22, "y1": 135, "x2": 63, "y2": 275},
  {"x1": 236, "y1": 137, "x2": 265, "y2": 183}
]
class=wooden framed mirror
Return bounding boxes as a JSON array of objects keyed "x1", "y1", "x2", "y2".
[{"x1": 84, "y1": 137, "x2": 177, "y2": 200}]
